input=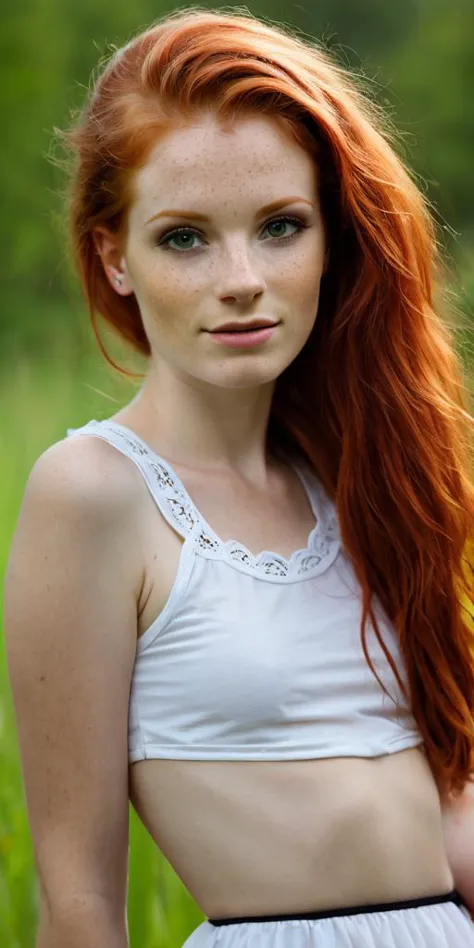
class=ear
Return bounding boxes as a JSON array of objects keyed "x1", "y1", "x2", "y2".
[{"x1": 93, "y1": 226, "x2": 134, "y2": 296}]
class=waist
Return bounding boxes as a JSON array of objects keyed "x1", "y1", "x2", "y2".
[{"x1": 208, "y1": 889, "x2": 465, "y2": 925}]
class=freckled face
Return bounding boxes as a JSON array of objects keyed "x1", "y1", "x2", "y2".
[{"x1": 122, "y1": 110, "x2": 327, "y2": 391}]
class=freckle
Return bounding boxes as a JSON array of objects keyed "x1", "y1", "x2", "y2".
[{"x1": 40, "y1": 676, "x2": 46, "y2": 682}]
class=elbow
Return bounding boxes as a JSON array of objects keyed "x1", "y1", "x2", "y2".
[{"x1": 37, "y1": 892, "x2": 128, "y2": 948}]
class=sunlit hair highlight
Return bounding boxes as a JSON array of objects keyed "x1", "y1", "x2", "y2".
[{"x1": 63, "y1": 6, "x2": 474, "y2": 795}]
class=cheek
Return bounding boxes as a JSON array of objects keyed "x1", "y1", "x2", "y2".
[
  {"x1": 130, "y1": 253, "x2": 202, "y2": 317},
  {"x1": 277, "y1": 244, "x2": 325, "y2": 307}
]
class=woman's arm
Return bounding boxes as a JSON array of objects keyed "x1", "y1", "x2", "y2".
[
  {"x1": 440, "y1": 779, "x2": 474, "y2": 920},
  {"x1": 4, "y1": 437, "x2": 145, "y2": 947},
  {"x1": 35, "y1": 895, "x2": 129, "y2": 948}
]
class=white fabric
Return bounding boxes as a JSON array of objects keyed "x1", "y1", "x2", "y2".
[
  {"x1": 183, "y1": 900, "x2": 474, "y2": 947},
  {"x1": 66, "y1": 418, "x2": 423, "y2": 764}
]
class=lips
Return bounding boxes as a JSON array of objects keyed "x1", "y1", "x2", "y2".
[
  {"x1": 209, "y1": 321, "x2": 278, "y2": 333},
  {"x1": 215, "y1": 326, "x2": 268, "y2": 333}
]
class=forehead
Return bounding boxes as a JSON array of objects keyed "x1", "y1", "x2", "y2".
[{"x1": 129, "y1": 111, "x2": 318, "y2": 214}]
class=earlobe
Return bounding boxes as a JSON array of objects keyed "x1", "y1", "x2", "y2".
[
  {"x1": 92, "y1": 226, "x2": 133, "y2": 296},
  {"x1": 113, "y1": 261, "x2": 133, "y2": 296},
  {"x1": 113, "y1": 271, "x2": 125, "y2": 290},
  {"x1": 105, "y1": 263, "x2": 134, "y2": 297}
]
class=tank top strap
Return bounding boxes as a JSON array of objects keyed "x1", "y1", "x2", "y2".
[
  {"x1": 66, "y1": 418, "x2": 341, "y2": 582},
  {"x1": 66, "y1": 418, "x2": 205, "y2": 543}
]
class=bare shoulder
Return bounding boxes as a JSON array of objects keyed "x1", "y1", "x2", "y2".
[
  {"x1": 30, "y1": 431, "x2": 146, "y2": 512},
  {"x1": 25, "y1": 433, "x2": 148, "y2": 595}
]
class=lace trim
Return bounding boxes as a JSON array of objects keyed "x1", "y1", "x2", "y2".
[{"x1": 69, "y1": 420, "x2": 341, "y2": 580}]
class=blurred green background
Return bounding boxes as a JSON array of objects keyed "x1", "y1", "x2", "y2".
[{"x1": 1, "y1": 0, "x2": 473, "y2": 945}]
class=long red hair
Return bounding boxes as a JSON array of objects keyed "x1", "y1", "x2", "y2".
[{"x1": 63, "y1": 7, "x2": 474, "y2": 795}]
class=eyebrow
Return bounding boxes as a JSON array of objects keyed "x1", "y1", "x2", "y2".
[{"x1": 145, "y1": 196, "x2": 315, "y2": 226}]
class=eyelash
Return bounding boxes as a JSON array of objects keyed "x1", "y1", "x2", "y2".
[{"x1": 156, "y1": 215, "x2": 310, "y2": 253}]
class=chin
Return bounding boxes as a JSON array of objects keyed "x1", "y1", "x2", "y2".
[{"x1": 208, "y1": 361, "x2": 285, "y2": 390}]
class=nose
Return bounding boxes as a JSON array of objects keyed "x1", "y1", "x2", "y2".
[{"x1": 216, "y1": 240, "x2": 266, "y2": 305}]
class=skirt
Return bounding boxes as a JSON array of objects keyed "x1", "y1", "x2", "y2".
[{"x1": 182, "y1": 890, "x2": 474, "y2": 947}]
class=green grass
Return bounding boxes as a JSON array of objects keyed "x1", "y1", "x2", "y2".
[{"x1": 0, "y1": 330, "x2": 206, "y2": 947}]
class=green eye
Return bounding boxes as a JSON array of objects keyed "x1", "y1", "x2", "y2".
[
  {"x1": 159, "y1": 229, "x2": 202, "y2": 251},
  {"x1": 157, "y1": 215, "x2": 308, "y2": 253},
  {"x1": 263, "y1": 218, "x2": 302, "y2": 239}
]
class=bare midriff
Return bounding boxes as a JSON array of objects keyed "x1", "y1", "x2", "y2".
[
  {"x1": 129, "y1": 749, "x2": 453, "y2": 919},
  {"x1": 109, "y1": 409, "x2": 454, "y2": 921}
]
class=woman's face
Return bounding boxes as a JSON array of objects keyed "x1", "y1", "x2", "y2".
[{"x1": 96, "y1": 109, "x2": 328, "y2": 392}]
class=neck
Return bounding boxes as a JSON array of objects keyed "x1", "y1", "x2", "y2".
[{"x1": 127, "y1": 366, "x2": 279, "y2": 483}]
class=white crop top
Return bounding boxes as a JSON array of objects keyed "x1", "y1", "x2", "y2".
[{"x1": 66, "y1": 418, "x2": 423, "y2": 763}]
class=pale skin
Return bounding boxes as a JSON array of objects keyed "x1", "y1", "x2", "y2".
[{"x1": 4, "y1": 109, "x2": 474, "y2": 946}]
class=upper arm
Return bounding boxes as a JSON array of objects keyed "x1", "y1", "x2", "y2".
[{"x1": 3, "y1": 437, "x2": 144, "y2": 917}]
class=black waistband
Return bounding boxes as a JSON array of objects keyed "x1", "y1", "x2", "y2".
[{"x1": 208, "y1": 889, "x2": 465, "y2": 926}]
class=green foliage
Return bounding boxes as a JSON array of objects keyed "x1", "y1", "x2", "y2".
[{"x1": 382, "y1": 2, "x2": 474, "y2": 235}]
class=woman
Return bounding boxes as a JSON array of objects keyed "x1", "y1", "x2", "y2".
[{"x1": 4, "y1": 7, "x2": 474, "y2": 947}]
